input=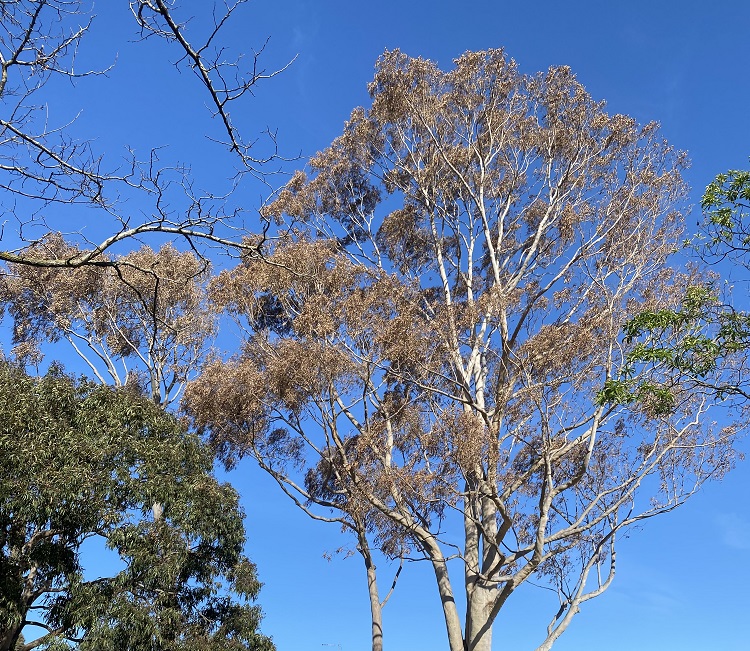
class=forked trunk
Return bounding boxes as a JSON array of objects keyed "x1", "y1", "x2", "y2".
[{"x1": 464, "y1": 485, "x2": 499, "y2": 651}]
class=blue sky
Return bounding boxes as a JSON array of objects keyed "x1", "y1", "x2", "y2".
[{"x1": 13, "y1": 1, "x2": 750, "y2": 649}]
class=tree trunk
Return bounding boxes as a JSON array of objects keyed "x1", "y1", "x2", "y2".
[
  {"x1": 0, "y1": 623, "x2": 21, "y2": 651},
  {"x1": 464, "y1": 488, "x2": 497, "y2": 651},
  {"x1": 536, "y1": 640, "x2": 556, "y2": 651},
  {"x1": 428, "y1": 553, "x2": 465, "y2": 651},
  {"x1": 360, "y1": 540, "x2": 384, "y2": 651},
  {"x1": 465, "y1": 585, "x2": 494, "y2": 651}
]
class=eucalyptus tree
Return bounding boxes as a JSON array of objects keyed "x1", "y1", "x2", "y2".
[
  {"x1": 2, "y1": 235, "x2": 215, "y2": 406},
  {"x1": 0, "y1": 3, "x2": 286, "y2": 647},
  {"x1": 186, "y1": 50, "x2": 744, "y2": 651},
  {"x1": 0, "y1": 361, "x2": 273, "y2": 651}
]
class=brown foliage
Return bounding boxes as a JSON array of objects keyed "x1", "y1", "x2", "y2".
[
  {"x1": 2, "y1": 235, "x2": 214, "y2": 405},
  {"x1": 185, "y1": 49, "x2": 741, "y2": 651}
]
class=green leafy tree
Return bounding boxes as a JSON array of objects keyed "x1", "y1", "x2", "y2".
[
  {"x1": 607, "y1": 164, "x2": 750, "y2": 402},
  {"x1": 0, "y1": 361, "x2": 273, "y2": 651},
  {"x1": 702, "y1": 166, "x2": 750, "y2": 264}
]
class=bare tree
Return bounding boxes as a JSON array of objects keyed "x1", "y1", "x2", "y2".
[
  {"x1": 0, "y1": 0, "x2": 289, "y2": 269},
  {"x1": 185, "y1": 50, "x2": 744, "y2": 651}
]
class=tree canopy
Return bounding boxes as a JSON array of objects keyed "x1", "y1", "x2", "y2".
[
  {"x1": 1, "y1": 236, "x2": 215, "y2": 406},
  {"x1": 0, "y1": 362, "x2": 273, "y2": 651},
  {"x1": 185, "y1": 49, "x2": 743, "y2": 651},
  {"x1": 702, "y1": 166, "x2": 750, "y2": 265},
  {"x1": 0, "y1": 4, "x2": 746, "y2": 646},
  {"x1": 607, "y1": 163, "x2": 750, "y2": 405}
]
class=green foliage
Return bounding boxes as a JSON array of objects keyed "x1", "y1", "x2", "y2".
[
  {"x1": 702, "y1": 168, "x2": 750, "y2": 244},
  {"x1": 700, "y1": 164, "x2": 750, "y2": 267},
  {"x1": 623, "y1": 286, "x2": 717, "y2": 341},
  {"x1": 0, "y1": 362, "x2": 273, "y2": 651},
  {"x1": 596, "y1": 378, "x2": 676, "y2": 417},
  {"x1": 597, "y1": 286, "x2": 733, "y2": 412},
  {"x1": 599, "y1": 164, "x2": 750, "y2": 411}
]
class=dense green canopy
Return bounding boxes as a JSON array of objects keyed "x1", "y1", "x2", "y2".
[{"x1": 0, "y1": 362, "x2": 273, "y2": 651}]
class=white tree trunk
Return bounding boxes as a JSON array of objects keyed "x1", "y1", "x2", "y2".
[
  {"x1": 429, "y1": 555, "x2": 465, "y2": 651},
  {"x1": 465, "y1": 585, "x2": 495, "y2": 651},
  {"x1": 464, "y1": 489, "x2": 499, "y2": 651},
  {"x1": 363, "y1": 549, "x2": 384, "y2": 651}
]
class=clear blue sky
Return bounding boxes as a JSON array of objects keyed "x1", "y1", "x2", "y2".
[{"x1": 24, "y1": 1, "x2": 750, "y2": 649}]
